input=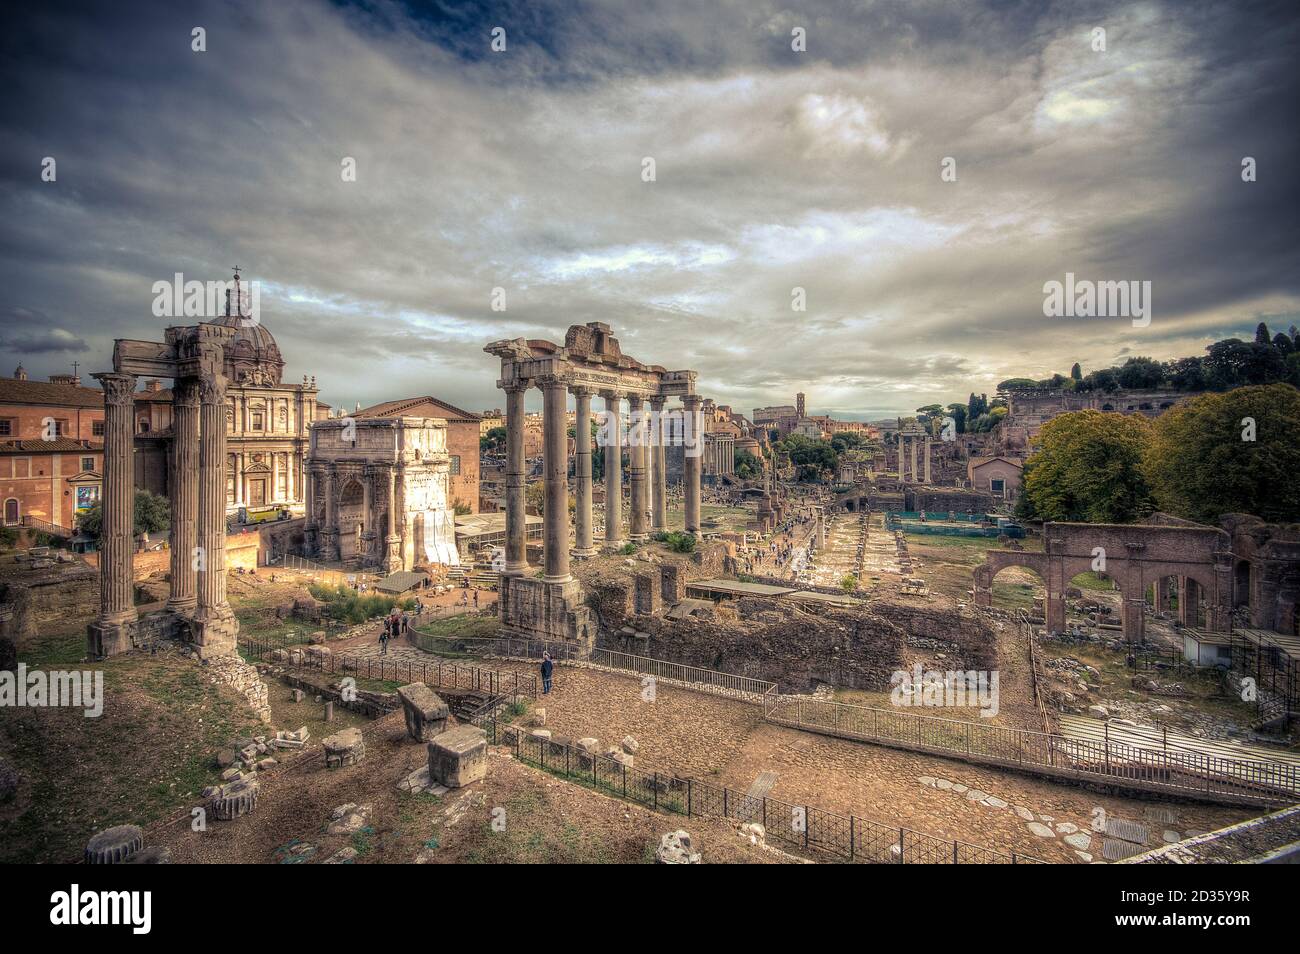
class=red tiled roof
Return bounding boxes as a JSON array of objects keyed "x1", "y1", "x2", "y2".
[
  {"x1": 0, "y1": 439, "x2": 103, "y2": 453},
  {"x1": 0, "y1": 376, "x2": 104, "y2": 408}
]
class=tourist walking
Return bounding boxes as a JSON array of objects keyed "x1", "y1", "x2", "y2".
[
  {"x1": 540, "y1": 651, "x2": 554, "y2": 695},
  {"x1": 379, "y1": 616, "x2": 390, "y2": 655}
]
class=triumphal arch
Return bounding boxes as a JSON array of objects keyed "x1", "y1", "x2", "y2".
[{"x1": 484, "y1": 322, "x2": 702, "y2": 650}]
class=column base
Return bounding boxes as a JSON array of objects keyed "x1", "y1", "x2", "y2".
[
  {"x1": 319, "y1": 529, "x2": 340, "y2": 562},
  {"x1": 191, "y1": 604, "x2": 240, "y2": 658},
  {"x1": 497, "y1": 574, "x2": 595, "y2": 653},
  {"x1": 605, "y1": 539, "x2": 627, "y2": 552},
  {"x1": 165, "y1": 596, "x2": 197, "y2": 616},
  {"x1": 571, "y1": 547, "x2": 599, "y2": 560},
  {"x1": 87, "y1": 616, "x2": 139, "y2": 660}
]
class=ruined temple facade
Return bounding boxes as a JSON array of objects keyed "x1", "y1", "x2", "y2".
[
  {"x1": 89, "y1": 323, "x2": 241, "y2": 659},
  {"x1": 483, "y1": 322, "x2": 702, "y2": 651},
  {"x1": 304, "y1": 417, "x2": 458, "y2": 572}
]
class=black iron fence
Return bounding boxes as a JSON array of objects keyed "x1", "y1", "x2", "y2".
[
  {"x1": 766, "y1": 694, "x2": 1299, "y2": 805},
  {"x1": 488, "y1": 722, "x2": 1042, "y2": 864},
  {"x1": 239, "y1": 634, "x2": 539, "y2": 698}
]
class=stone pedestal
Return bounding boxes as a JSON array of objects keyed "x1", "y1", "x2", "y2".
[
  {"x1": 397, "y1": 683, "x2": 450, "y2": 741},
  {"x1": 497, "y1": 574, "x2": 595, "y2": 652},
  {"x1": 323, "y1": 727, "x2": 366, "y2": 768},
  {"x1": 427, "y1": 725, "x2": 488, "y2": 788}
]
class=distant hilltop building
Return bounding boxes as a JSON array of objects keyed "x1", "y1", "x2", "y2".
[
  {"x1": 999, "y1": 386, "x2": 1197, "y2": 454},
  {"x1": 753, "y1": 392, "x2": 879, "y2": 441}
]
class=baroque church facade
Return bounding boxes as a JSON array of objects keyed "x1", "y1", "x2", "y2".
[{"x1": 134, "y1": 271, "x2": 322, "y2": 512}]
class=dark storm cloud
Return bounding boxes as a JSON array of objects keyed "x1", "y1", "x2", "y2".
[{"x1": 0, "y1": 0, "x2": 1296, "y2": 417}]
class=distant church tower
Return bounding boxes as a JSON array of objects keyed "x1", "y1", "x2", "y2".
[
  {"x1": 796, "y1": 392, "x2": 806, "y2": 418},
  {"x1": 13, "y1": 364, "x2": 27, "y2": 380}
]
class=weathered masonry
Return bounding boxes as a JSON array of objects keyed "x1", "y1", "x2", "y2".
[
  {"x1": 973, "y1": 516, "x2": 1300, "y2": 643},
  {"x1": 89, "y1": 323, "x2": 240, "y2": 659},
  {"x1": 483, "y1": 323, "x2": 702, "y2": 650}
]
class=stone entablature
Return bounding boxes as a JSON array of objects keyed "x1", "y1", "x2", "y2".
[{"x1": 304, "y1": 416, "x2": 458, "y2": 572}]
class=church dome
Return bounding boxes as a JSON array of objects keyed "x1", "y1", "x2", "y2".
[{"x1": 215, "y1": 272, "x2": 284, "y2": 386}]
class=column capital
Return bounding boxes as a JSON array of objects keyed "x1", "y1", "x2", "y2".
[
  {"x1": 198, "y1": 372, "x2": 229, "y2": 405},
  {"x1": 627, "y1": 393, "x2": 646, "y2": 409},
  {"x1": 536, "y1": 373, "x2": 568, "y2": 391},
  {"x1": 94, "y1": 372, "x2": 137, "y2": 406},
  {"x1": 172, "y1": 376, "x2": 200, "y2": 407},
  {"x1": 649, "y1": 395, "x2": 666, "y2": 410},
  {"x1": 569, "y1": 384, "x2": 595, "y2": 399},
  {"x1": 600, "y1": 389, "x2": 625, "y2": 403},
  {"x1": 502, "y1": 379, "x2": 531, "y2": 394},
  {"x1": 682, "y1": 393, "x2": 703, "y2": 409}
]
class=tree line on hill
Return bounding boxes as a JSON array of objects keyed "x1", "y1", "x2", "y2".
[{"x1": 997, "y1": 323, "x2": 1300, "y2": 396}]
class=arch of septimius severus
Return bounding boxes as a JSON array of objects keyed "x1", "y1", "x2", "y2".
[
  {"x1": 484, "y1": 322, "x2": 702, "y2": 651},
  {"x1": 88, "y1": 322, "x2": 240, "y2": 659}
]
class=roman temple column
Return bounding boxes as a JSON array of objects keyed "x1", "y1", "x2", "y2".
[
  {"x1": 166, "y1": 377, "x2": 199, "y2": 614},
  {"x1": 572, "y1": 386, "x2": 597, "y2": 558},
  {"x1": 602, "y1": 391, "x2": 624, "y2": 549},
  {"x1": 541, "y1": 376, "x2": 571, "y2": 582},
  {"x1": 627, "y1": 395, "x2": 649, "y2": 541},
  {"x1": 898, "y1": 437, "x2": 907, "y2": 481},
  {"x1": 503, "y1": 382, "x2": 529, "y2": 574},
  {"x1": 193, "y1": 371, "x2": 238, "y2": 655},
  {"x1": 683, "y1": 395, "x2": 703, "y2": 537},
  {"x1": 923, "y1": 438, "x2": 932, "y2": 484},
  {"x1": 910, "y1": 437, "x2": 918, "y2": 484},
  {"x1": 650, "y1": 395, "x2": 667, "y2": 531},
  {"x1": 88, "y1": 372, "x2": 139, "y2": 658}
]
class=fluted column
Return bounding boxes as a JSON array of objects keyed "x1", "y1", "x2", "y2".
[
  {"x1": 909, "y1": 437, "x2": 918, "y2": 484},
  {"x1": 898, "y1": 437, "x2": 906, "y2": 481},
  {"x1": 602, "y1": 391, "x2": 624, "y2": 549},
  {"x1": 541, "y1": 377, "x2": 571, "y2": 582},
  {"x1": 89, "y1": 372, "x2": 138, "y2": 658},
  {"x1": 194, "y1": 371, "x2": 237, "y2": 654},
  {"x1": 503, "y1": 383, "x2": 529, "y2": 574},
  {"x1": 627, "y1": 396, "x2": 648, "y2": 541},
  {"x1": 572, "y1": 387, "x2": 597, "y2": 558},
  {"x1": 650, "y1": 396, "x2": 667, "y2": 531},
  {"x1": 384, "y1": 463, "x2": 402, "y2": 573},
  {"x1": 683, "y1": 395, "x2": 703, "y2": 537},
  {"x1": 924, "y1": 438, "x2": 932, "y2": 484},
  {"x1": 167, "y1": 377, "x2": 199, "y2": 614}
]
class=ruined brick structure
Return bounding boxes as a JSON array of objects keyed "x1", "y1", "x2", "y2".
[{"x1": 974, "y1": 514, "x2": 1300, "y2": 641}]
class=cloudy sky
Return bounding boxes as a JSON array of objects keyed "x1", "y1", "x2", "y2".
[{"x1": 1, "y1": 0, "x2": 1297, "y2": 419}]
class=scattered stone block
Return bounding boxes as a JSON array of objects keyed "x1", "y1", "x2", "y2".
[
  {"x1": 528, "y1": 707, "x2": 547, "y2": 727},
  {"x1": 621, "y1": 735, "x2": 639, "y2": 755},
  {"x1": 323, "y1": 727, "x2": 365, "y2": 768},
  {"x1": 397, "y1": 683, "x2": 450, "y2": 742},
  {"x1": 290, "y1": 689, "x2": 304, "y2": 702},
  {"x1": 427, "y1": 726, "x2": 488, "y2": 788},
  {"x1": 322, "y1": 846, "x2": 357, "y2": 864},
  {"x1": 210, "y1": 778, "x2": 260, "y2": 820},
  {"x1": 655, "y1": 830, "x2": 700, "y2": 864},
  {"x1": 85, "y1": 824, "x2": 144, "y2": 864},
  {"x1": 327, "y1": 802, "x2": 372, "y2": 835},
  {"x1": 529, "y1": 729, "x2": 552, "y2": 742},
  {"x1": 125, "y1": 846, "x2": 172, "y2": 864}
]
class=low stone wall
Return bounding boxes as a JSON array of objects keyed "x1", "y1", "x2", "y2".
[
  {"x1": 1122, "y1": 804, "x2": 1300, "y2": 864},
  {"x1": 0, "y1": 564, "x2": 99, "y2": 640},
  {"x1": 595, "y1": 591, "x2": 997, "y2": 693},
  {"x1": 206, "y1": 656, "x2": 272, "y2": 723},
  {"x1": 275, "y1": 670, "x2": 398, "y2": 719}
]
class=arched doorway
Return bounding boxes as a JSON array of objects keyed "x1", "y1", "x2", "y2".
[{"x1": 337, "y1": 479, "x2": 365, "y2": 562}]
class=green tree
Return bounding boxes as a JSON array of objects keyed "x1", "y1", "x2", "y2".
[
  {"x1": 77, "y1": 489, "x2": 171, "y2": 539},
  {"x1": 1019, "y1": 410, "x2": 1154, "y2": 522},
  {"x1": 1143, "y1": 384, "x2": 1300, "y2": 523},
  {"x1": 1070, "y1": 362, "x2": 1083, "y2": 381},
  {"x1": 946, "y1": 403, "x2": 967, "y2": 434},
  {"x1": 734, "y1": 450, "x2": 763, "y2": 479},
  {"x1": 1255, "y1": 322, "x2": 1271, "y2": 346},
  {"x1": 480, "y1": 425, "x2": 506, "y2": 453}
]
